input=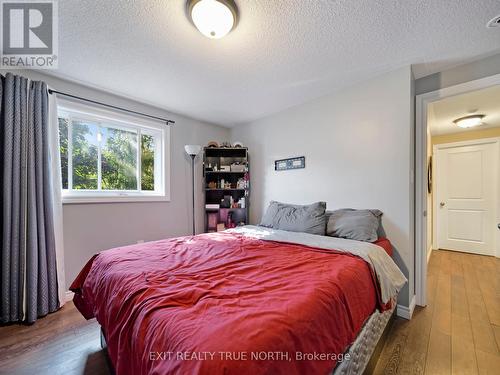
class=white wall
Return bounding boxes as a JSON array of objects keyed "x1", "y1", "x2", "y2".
[
  {"x1": 231, "y1": 67, "x2": 414, "y2": 307},
  {"x1": 1, "y1": 69, "x2": 230, "y2": 288}
]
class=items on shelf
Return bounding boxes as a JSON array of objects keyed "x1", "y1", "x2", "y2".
[
  {"x1": 220, "y1": 196, "x2": 231, "y2": 208},
  {"x1": 207, "y1": 212, "x2": 218, "y2": 231},
  {"x1": 203, "y1": 145, "x2": 249, "y2": 232},
  {"x1": 226, "y1": 212, "x2": 235, "y2": 229},
  {"x1": 209, "y1": 198, "x2": 244, "y2": 209},
  {"x1": 207, "y1": 141, "x2": 244, "y2": 149},
  {"x1": 236, "y1": 178, "x2": 245, "y2": 189},
  {"x1": 230, "y1": 162, "x2": 246, "y2": 172}
]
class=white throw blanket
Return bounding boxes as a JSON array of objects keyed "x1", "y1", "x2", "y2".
[{"x1": 227, "y1": 225, "x2": 407, "y2": 304}]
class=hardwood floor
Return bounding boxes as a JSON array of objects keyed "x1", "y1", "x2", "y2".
[
  {"x1": 0, "y1": 302, "x2": 110, "y2": 375},
  {"x1": 374, "y1": 249, "x2": 500, "y2": 375},
  {"x1": 0, "y1": 249, "x2": 498, "y2": 374}
]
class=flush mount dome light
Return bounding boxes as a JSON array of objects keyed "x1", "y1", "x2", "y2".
[
  {"x1": 487, "y1": 15, "x2": 500, "y2": 28},
  {"x1": 453, "y1": 114, "x2": 485, "y2": 128},
  {"x1": 187, "y1": 0, "x2": 238, "y2": 39}
]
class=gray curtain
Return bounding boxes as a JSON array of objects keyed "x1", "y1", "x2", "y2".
[{"x1": 1, "y1": 73, "x2": 59, "y2": 324}]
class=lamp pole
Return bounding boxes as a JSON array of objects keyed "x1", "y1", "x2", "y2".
[
  {"x1": 190, "y1": 153, "x2": 196, "y2": 235},
  {"x1": 185, "y1": 145, "x2": 202, "y2": 236}
]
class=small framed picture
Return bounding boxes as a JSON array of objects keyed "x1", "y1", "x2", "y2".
[{"x1": 275, "y1": 156, "x2": 305, "y2": 171}]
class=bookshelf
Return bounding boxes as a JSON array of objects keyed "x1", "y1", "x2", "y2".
[{"x1": 203, "y1": 147, "x2": 249, "y2": 232}]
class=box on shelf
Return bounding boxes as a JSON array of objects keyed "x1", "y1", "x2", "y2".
[{"x1": 230, "y1": 163, "x2": 246, "y2": 172}]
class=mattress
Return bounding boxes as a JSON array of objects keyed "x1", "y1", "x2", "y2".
[
  {"x1": 333, "y1": 298, "x2": 396, "y2": 375},
  {"x1": 98, "y1": 299, "x2": 396, "y2": 374}
]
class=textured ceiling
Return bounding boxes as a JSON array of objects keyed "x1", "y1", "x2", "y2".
[
  {"x1": 54, "y1": 0, "x2": 500, "y2": 127},
  {"x1": 428, "y1": 84, "x2": 500, "y2": 136}
]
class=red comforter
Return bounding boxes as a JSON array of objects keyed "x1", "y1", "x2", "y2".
[{"x1": 71, "y1": 232, "x2": 386, "y2": 375}]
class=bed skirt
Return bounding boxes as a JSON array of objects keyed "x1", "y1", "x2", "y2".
[{"x1": 333, "y1": 299, "x2": 396, "y2": 375}]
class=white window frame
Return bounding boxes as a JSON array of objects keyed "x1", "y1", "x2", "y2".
[{"x1": 57, "y1": 98, "x2": 171, "y2": 204}]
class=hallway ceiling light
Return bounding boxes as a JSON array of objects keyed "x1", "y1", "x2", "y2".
[
  {"x1": 187, "y1": 0, "x2": 238, "y2": 39},
  {"x1": 453, "y1": 114, "x2": 485, "y2": 128}
]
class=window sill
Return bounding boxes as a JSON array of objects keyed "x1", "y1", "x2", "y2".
[{"x1": 62, "y1": 195, "x2": 170, "y2": 204}]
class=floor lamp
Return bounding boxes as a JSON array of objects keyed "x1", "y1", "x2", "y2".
[{"x1": 184, "y1": 145, "x2": 202, "y2": 235}]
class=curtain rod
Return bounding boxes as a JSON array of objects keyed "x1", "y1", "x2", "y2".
[{"x1": 47, "y1": 89, "x2": 175, "y2": 125}]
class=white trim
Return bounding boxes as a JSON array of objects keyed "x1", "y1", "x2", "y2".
[
  {"x1": 397, "y1": 295, "x2": 416, "y2": 320},
  {"x1": 67, "y1": 117, "x2": 73, "y2": 190},
  {"x1": 415, "y1": 72, "x2": 500, "y2": 307},
  {"x1": 65, "y1": 290, "x2": 74, "y2": 302},
  {"x1": 97, "y1": 125, "x2": 102, "y2": 190},
  {"x1": 62, "y1": 194, "x2": 170, "y2": 204},
  {"x1": 137, "y1": 128, "x2": 142, "y2": 191},
  {"x1": 433, "y1": 137, "x2": 500, "y2": 150}
]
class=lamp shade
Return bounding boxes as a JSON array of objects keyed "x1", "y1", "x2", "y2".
[{"x1": 184, "y1": 144, "x2": 202, "y2": 156}]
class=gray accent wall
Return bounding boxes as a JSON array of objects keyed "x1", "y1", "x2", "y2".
[
  {"x1": 231, "y1": 66, "x2": 415, "y2": 308},
  {"x1": 1, "y1": 69, "x2": 230, "y2": 289}
]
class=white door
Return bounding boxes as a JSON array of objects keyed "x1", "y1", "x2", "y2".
[{"x1": 435, "y1": 140, "x2": 499, "y2": 256}]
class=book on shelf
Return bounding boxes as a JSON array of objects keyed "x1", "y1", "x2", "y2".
[{"x1": 205, "y1": 204, "x2": 220, "y2": 210}]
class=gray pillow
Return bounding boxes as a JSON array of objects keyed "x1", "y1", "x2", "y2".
[
  {"x1": 326, "y1": 209, "x2": 382, "y2": 242},
  {"x1": 260, "y1": 201, "x2": 327, "y2": 235}
]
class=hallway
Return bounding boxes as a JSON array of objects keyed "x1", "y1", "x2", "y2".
[{"x1": 374, "y1": 249, "x2": 500, "y2": 374}]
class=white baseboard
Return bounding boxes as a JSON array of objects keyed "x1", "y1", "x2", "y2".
[
  {"x1": 397, "y1": 295, "x2": 416, "y2": 320},
  {"x1": 427, "y1": 246, "x2": 433, "y2": 263},
  {"x1": 65, "y1": 290, "x2": 74, "y2": 302}
]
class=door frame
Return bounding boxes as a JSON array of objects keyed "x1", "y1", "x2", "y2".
[
  {"x1": 415, "y1": 72, "x2": 500, "y2": 307},
  {"x1": 432, "y1": 138, "x2": 500, "y2": 255}
]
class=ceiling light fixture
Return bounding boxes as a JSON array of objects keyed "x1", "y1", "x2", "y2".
[
  {"x1": 453, "y1": 114, "x2": 485, "y2": 128},
  {"x1": 187, "y1": 0, "x2": 238, "y2": 39}
]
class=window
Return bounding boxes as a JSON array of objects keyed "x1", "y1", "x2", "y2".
[{"x1": 58, "y1": 99, "x2": 170, "y2": 203}]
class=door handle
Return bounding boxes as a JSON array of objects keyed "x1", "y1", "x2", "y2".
[
  {"x1": 498, "y1": 223, "x2": 500, "y2": 230},
  {"x1": 440, "y1": 202, "x2": 445, "y2": 207}
]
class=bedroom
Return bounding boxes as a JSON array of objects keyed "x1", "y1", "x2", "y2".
[{"x1": 0, "y1": 1, "x2": 499, "y2": 374}]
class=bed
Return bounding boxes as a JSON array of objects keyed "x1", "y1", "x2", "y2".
[{"x1": 71, "y1": 225, "x2": 406, "y2": 375}]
